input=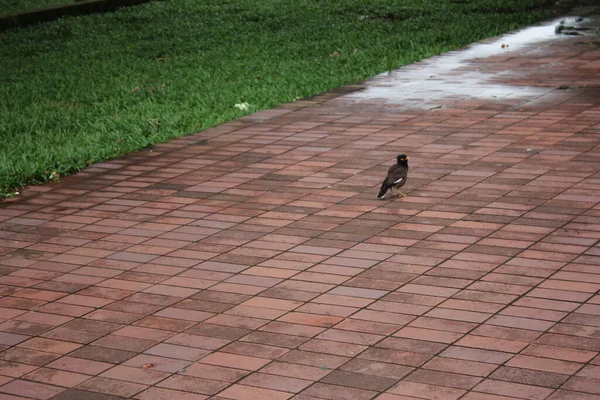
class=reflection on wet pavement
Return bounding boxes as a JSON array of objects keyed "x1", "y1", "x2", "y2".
[{"x1": 346, "y1": 13, "x2": 599, "y2": 110}]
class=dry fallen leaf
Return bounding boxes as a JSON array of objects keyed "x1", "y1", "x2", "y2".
[
  {"x1": 331, "y1": 51, "x2": 340, "y2": 57},
  {"x1": 520, "y1": 108, "x2": 524, "y2": 112},
  {"x1": 142, "y1": 363, "x2": 153, "y2": 369},
  {"x1": 49, "y1": 171, "x2": 60, "y2": 181},
  {"x1": 501, "y1": 44, "x2": 506, "y2": 48},
  {"x1": 352, "y1": 48, "x2": 358, "y2": 54},
  {"x1": 131, "y1": 87, "x2": 141, "y2": 94}
]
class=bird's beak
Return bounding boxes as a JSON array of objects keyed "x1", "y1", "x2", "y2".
[{"x1": 406, "y1": 156, "x2": 410, "y2": 160}]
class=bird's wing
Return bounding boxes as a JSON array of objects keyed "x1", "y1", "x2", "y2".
[{"x1": 386, "y1": 165, "x2": 408, "y2": 185}]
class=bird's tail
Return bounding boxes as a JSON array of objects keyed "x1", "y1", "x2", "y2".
[{"x1": 377, "y1": 181, "x2": 390, "y2": 199}]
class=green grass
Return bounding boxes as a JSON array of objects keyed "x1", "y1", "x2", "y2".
[
  {"x1": 0, "y1": 0, "x2": 558, "y2": 197},
  {"x1": 1, "y1": 0, "x2": 72, "y2": 15}
]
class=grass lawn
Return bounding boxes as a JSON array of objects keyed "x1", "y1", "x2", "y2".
[
  {"x1": 0, "y1": 0, "x2": 558, "y2": 197},
  {"x1": 1, "y1": 0, "x2": 71, "y2": 15}
]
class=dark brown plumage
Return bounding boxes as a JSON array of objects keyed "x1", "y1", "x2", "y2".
[{"x1": 377, "y1": 154, "x2": 409, "y2": 199}]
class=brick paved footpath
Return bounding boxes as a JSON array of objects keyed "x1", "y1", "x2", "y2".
[{"x1": 0, "y1": 10, "x2": 599, "y2": 400}]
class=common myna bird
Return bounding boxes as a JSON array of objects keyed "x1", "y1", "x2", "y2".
[{"x1": 377, "y1": 154, "x2": 409, "y2": 199}]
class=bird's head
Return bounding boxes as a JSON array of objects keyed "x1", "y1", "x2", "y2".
[{"x1": 396, "y1": 154, "x2": 410, "y2": 165}]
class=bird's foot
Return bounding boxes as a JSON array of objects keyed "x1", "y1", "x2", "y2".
[{"x1": 398, "y1": 191, "x2": 407, "y2": 197}]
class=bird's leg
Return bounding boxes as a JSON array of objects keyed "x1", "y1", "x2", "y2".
[{"x1": 390, "y1": 187, "x2": 398, "y2": 197}]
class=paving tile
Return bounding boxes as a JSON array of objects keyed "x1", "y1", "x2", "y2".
[
  {"x1": 490, "y1": 366, "x2": 568, "y2": 389},
  {"x1": 76, "y1": 376, "x2": 147, "y2": 398},
  {"x1": 316, "y1": 328, "x2": 383, "y2": 346},
  {"x1": 423, "y1": 356, "x2": 497, "y2": 377},
  {"x1": 199, "y1": 352, "x2": 270, "y2": 371},
  {"x1": 547, "y1": 390, "x2": 600, "y2": 400},
  {"x1": 240, "y1": 372, "x2": 312, "y2": 393},
  {"x1": 217, "y1": 384, "x2": 294, "y2": 400},
  {"x1": 221, "y1": 341, "x2": 289, "y2": 359},
  {"x1": 0, "y1": 347, "x2": 60, "y2": 366},
  {"x1": 144, "y1": 343, "x2": 210, "y2": 361},
  {"x1": 240, "y1": 330, "x2": 308, "y2": 348},
  {"x1": 100, "y1": 365, "x2": 170, "y2": 385},
  {"x1": 23, "y1": 367, "x2": 91, "y2": 388},
  {"x1": 164, "y1": 332, "x2": 230, "y2": 350},
  {"x1": 0, "y1": 360, "x2": 37, "y2": 377},
  {"x1": 17, "y1": 338, "x2": 82, "y2": 354},
  {"x1": 388, "y1": 381, "x2": 465, "y2": 400},
  {"x1": 472, "y1": 379, "x2": 554, "y2": 400},
  {"x1": 458, "y1": 393, "x2": 524, "y2": 400},
  {"x1": 134, "y1": 387, "x2": 207, "y2": 400},
  {"x1": 279, "y1": 350, "x2": 348, "y2": 369},
  {"x1": 92, "y1": 335, "x2": 155, "y2": 353},
  {"x1": 0, "y1": 379, "x2": 65, "y2": 399},
  {"x1": 155, "y1": 375, "x2": 228, "y2": 395},
  {"x1": 562, "y1": 376, "x2": 600, "y2": 395},
  {"x1": 406, "y1": 369, "x2": 482, "y2": 390},
  {"x1": 358, "y1": 348, "x2": 432, "y2": 368},
  {"x1": 49, "y1": 388, "x2": 126, "y2": 400},
  {"x1": 123, "y1": 354, "x2": 191, "y2": 373},
  {"x1": 393, "y1": 327, "x2": 463, "y2": 344},
  {"x1": 112, "y1": 325, "x2": 174, "y2": 341},
  {"x1": 260, "y1": 361, "x2": 331, "y2": 381},
  {"x1": 505, "y1": 354, "x2": 582, "y2": 375},
  {"x1": 521, "y1": 344, "x2": 596, "y2": 363},
  {"x1": 47, "y1": 356, "x2": 113, "y2": 375},
  {"x1": 377, "y1": 337, "x2": 446, "y2": 355},
  {"x1": 182, "y1": 363, "x2": 249, "y2": 382},
  {"x1": 454, "y1": 335, "x2": 528, "y2": 353},
  {"x1": 68, "y1": 345, "x2": 137, "y2": 364},
  {"x1": 300, "y1": 338, "x2": 366, "y2": 357},
  {"x1": 299, "y1": 382, "x2": 376, "y2": 400},
  {"x1": 321, "y1": 370, "x2": 398, "y2": 391}
]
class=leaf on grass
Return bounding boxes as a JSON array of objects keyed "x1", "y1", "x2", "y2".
[
  {"x1": 234, "y1": 102, "x2": 250, "y2": 111},
  {"x1": 131, "y1": 87, "x2": 141, "y2": 94}
]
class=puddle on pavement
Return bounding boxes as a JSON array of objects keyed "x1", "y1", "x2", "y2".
[{"x1": 345, "y1": 16, "x2": 594, "y2": 109}]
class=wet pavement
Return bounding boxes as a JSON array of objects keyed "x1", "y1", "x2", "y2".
[{"x1": 0, "y1": 7, "x2": 600, "y2": 400}]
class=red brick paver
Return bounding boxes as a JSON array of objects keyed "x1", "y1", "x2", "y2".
[{"x1": 1, "y1": 10, "x2": 600, "y2": 400}]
